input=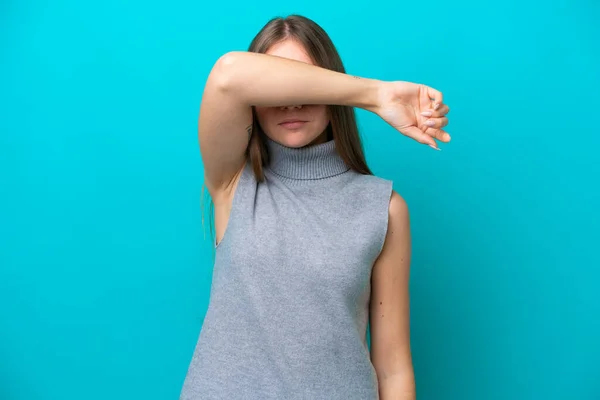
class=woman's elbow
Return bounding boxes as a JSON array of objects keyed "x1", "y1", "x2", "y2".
[{"x1": 209, "y1": 51, "x2": 243, "y2": 94}]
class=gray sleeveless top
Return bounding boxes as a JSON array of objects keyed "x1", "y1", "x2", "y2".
[{"x1": 180, "y1": 138, "x2": 393, "y2": 400}]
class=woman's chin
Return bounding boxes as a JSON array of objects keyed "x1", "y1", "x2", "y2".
[{"x1": 270, "y1": 131, "x2": 326, "y2": 148}]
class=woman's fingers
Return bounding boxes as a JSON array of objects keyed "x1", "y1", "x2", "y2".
[
  {"x1": 426, "y1": 86, "x2": 443, "y2": 110},
  {"x1": 400, "y1": 125, "x2": 448, "y2": 150},
  {"x1": 400, "y1": 126, "x2": 438, "y2": 149},
  {"x1": 422, "y1": 116, "x2": 449, "y2": 130},
  {"x1": 420, "y1": 104, "x2": 450, "y2": 118},
  {"x1": 425, "y1": 127, "x2": 451, "y2": 142}
]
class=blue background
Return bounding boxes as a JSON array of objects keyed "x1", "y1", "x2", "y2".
[{"x1": 1, "y1": 0, "x2": 599, "y2": 399}]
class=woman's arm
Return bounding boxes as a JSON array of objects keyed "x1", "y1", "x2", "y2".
[
  {"x1": 370, "y1": 191, "x2": 415, "y2": 400},
  {"x1": 200, "y1": 51, "x2": 381, "y2": 194},
  {"x1": 199, "y1": 51, "x2": 449, "y2": 195}
]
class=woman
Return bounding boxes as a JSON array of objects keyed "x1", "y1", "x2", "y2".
[{"x1": 180, "y1": 14, "x2": 450, "y2": 400}]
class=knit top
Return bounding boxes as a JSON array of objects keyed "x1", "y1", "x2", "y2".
[{"x1": 180, "y1": 137, "x2": 393, "y2": 400}]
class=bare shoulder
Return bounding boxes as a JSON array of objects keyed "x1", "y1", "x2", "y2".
[
  {"x1": 379, "y1": 190, "x2": 410, "y2": 255},
  {"x1": 388, "y1": 190, "x2": 409, "y2": 223}
]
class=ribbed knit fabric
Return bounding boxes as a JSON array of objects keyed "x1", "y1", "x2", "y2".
[{"x1": 180, "y1": 137, "x2": 393, "y2": 400}]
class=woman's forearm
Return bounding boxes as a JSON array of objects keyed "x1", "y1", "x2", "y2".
[{"x1": 212, "y1": 51, "x2": 382, "y2": 113}]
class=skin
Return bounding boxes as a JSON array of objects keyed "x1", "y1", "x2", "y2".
[
  {"x1": 200, "y1": 50, "x2": 449, "y2": 194},
  {"x1": 370, "y1": 192, "x2": 415, "y2": 399}
]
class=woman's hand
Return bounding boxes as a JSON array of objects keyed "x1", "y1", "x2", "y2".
[{"x1": 375, "y1": 81, "x2": 451, "y2": 150}]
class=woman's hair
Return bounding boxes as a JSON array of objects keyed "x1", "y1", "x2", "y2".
[
  {"x1": 202, "y1": 15, "x2": 373, "y2": 244},
  {"x1": 246, "y1": 14, "x2": 373, "y2": 180}
]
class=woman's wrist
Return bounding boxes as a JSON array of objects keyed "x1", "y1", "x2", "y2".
[{"x1": 355, "y1": 77, "x2": 385, "y2": 115}]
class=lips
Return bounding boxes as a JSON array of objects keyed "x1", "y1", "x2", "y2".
[{"x1": 278, "y1": 119, "x2": 307, "y2": 129}]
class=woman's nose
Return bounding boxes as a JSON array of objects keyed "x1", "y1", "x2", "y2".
[{"x1": 280, "y1": 105, "x2": 303, "y2": 110}]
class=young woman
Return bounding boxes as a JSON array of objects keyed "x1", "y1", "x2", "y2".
[{"x1": 180, "y1": 14, "x2": 450, "y2": 400}]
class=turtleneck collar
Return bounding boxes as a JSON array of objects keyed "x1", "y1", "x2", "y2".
[{"x1": 265, "y1": 137, "x2": 350, "y2": 180}]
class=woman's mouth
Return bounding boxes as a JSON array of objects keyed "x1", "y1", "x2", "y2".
[{"x1": 279, "y1": 120, "x2": 307, "y2": 129}]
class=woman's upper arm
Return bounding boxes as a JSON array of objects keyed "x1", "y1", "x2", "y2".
[
  {"x1": 369, "y1": 190, "x2": 413, "y2": 378},
  {"x1": 199, "y1": 53, "x2": 253, "y2": 194}
]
